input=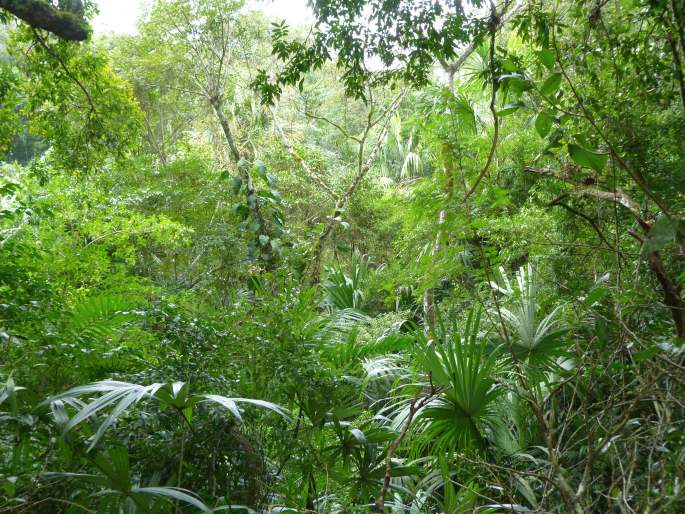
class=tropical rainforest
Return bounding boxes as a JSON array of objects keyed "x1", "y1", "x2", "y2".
[{"x1": 1, "y1": 0, "x2": 684, "y2": 512}]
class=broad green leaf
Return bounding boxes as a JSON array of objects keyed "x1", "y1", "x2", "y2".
[
  {"x1": 203, "y1": 395, "x2": 290, "y2": 422},
  {"x1": 41, "y1": 472, "x2": 108, "y2": 487},
  {"x1": 253, "y1": 160, "x2": 268, "y2": 181},
  {"x1": 203, "y1": 395, "x2": 242, "y2": 422},
  {"x1": 516, "y1": 477, "x2": 539, "y2": 508},
  {"x1": 93, "y1": 447, "x2": 131, "y2": 491},
  {"x1": 584, "y1": 287, "x2": 608, "y2": 307},
  {"x1": 498, "y1": 74, "x2": 534, "y2": 92},
  {"x1": 232, "y1": 398, "x2": 291, "y2": 420},
  {"x1": 534, "y1": 112, "x2": 552, "y2": 138},
  {"x1": 537, "y1": 49, "x2": 555, "y2": 70},
  {"x1": 343, "y1": 427, "x2": 368, "y2": 448},
  {"x1": 539, "y1": 73, "x2": 562, "y2": 96},
  {"x1": 501, "y1": 59, "x2": 518, "y2": 72},
  {"x1": 567, "y1": 143, "x2": 608, "y2": 172},
  {"x1": 233, "y1": 204, "x2": 250, "y2": 220},
  {"x1": 231, "y1": 175, "x2": 242, "y2": 194},
  {"x1": 498, "y1": 101, "x2": 525, "y2": 117},
  {"x1": 633, "y1": 347, "x2": 660, "y2": 362}
]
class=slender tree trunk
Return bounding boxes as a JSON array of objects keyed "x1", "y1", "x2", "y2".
[
  {"x1": 422, "y1": 191, "x2": 449, "y2": 336},
  {"x1": 303, "y1": 90, "x2": 405, "y2": 283},
  {"x1": 305, "y1": 119, "x2": 392, "y2": 283},
  {"x1": 210, "y1": 98, "x2": 273, "y2": 267},
  {"x1": 211, "y1": 98, "x2": 241, "y2": 164}
]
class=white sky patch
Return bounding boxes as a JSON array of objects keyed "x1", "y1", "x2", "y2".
[
  {"x1": 93, "y1": 0, "x2": 145, "y2": 34},
  {"x1": 92, "y1": 0, "x2": 313, "y2": 35},
  {"x1": 246, "y1": 0, "x2": 313, "y2": 25}
]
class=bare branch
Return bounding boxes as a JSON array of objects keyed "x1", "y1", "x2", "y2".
[
  {"x1": 304, "y1": 111, "x2": 361, "y2": 143},
  {"x1": 524, "y1": 166, "x2": 642, "y2": 218},
  {"x1": 271, "y1": 108, "x2": 338, "y2": 200}
]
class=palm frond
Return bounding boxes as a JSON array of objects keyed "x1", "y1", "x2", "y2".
[
  {"x1": 415, "y1": 310, "x2": 501, "y2": 452},
  {"x1": 322, "y1": 255, "x2": 369, "y2": 311},
  {"x1": 131, "y1": 486, "x2": 211, "y2": 513},
  {"x1": 490, "y1": 264, "x2": 569, "y2": 369},
  {"x1": 42, "y1": 380, "x2": 290, "y2": 450}
]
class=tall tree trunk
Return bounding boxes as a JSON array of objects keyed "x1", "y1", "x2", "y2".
[{"x1": 211, "y1": 98, "x2": 241, "y2": 164}]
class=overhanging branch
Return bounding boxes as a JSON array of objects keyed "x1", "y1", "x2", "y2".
[
  {"x1": 0, "y1": 0, "x2": 90, "y2": 41},
  {"x1": 524, "y1": 166, "x2": 643, "y2": 220}
]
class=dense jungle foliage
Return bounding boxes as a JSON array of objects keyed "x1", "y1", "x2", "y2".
[{"x1": 1, "y1": 0, "x2": 684, "y2": 512}]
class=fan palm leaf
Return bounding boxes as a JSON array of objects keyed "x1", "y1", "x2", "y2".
[
  {"x1": 490, "y1": 264, "x2": 569, "y2": 369},
  {"x1": 415, "y1": 311, "x2": 501, "y2": 453}
]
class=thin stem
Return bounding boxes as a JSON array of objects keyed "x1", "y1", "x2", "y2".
[{"x1": 464, "y1": 6, "x2": 499, "y2": 201}]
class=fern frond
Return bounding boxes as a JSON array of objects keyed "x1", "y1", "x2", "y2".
[{"x1": 66, "y1": 294, "x2": 138, "y2": 344}]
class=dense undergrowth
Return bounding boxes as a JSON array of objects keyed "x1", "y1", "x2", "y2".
[{"x1": 1, "y1": 0, "x2": 684, "y2": 512}]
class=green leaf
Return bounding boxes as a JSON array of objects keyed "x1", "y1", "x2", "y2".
[
  {"x1": 584, "y1": 287, "x2": 608, "y2": 307},
  {"x1": 233, "y1": 204, "x2": 250, "y2": 220},
  {"x1": 537, "y1": 49, "x2": 555, "y2": 70},
  {"x1": 633, "y1": 347, "x2": 660, "y2": 362},
  {"x1": 233, "y1": 398, "x2": 290, "y2": 420},
  {"x1": 132, "y1": 487, "x2": 211, "y2": 513},
  {"x1": 203, "y1": 395, "x2": 291, "y2": 421},
  {"x1": 534, "y1": 112, "x2": 552, "y2": 138},
  {"x1": 498, "y1": 101, "x2": 525, "y2": 117},
  {"x1": 642, "y1": 216, "x2": 677, "y2": 254},
  {"x1": 253, "y1": 160, "x2": 268, "y2": 181},
  {"x1": 567, "y1": 143, "x2": 608, "y2": 172},
  {"x1": 498, "y1": 74, "x2": 534, "y2": 93},
  {"x1": 501, "y1": 59, "x2": 518, "y2": 72},
  {"x1": 539, "y1": 73, "x2": 562, "y2": 96},
  {"x1": 231, "y1": 176, "x2": 242, "y2": 195}
]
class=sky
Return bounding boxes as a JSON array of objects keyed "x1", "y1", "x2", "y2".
[{"x1": 92, "y1": 0, "x2": 313, "y2": 34}]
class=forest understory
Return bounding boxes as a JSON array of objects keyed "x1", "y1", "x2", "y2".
[{"x1": 1, "y1": 0, "x2": 684, "y2": 512}]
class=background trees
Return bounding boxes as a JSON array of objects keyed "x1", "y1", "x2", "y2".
[{"x1": 1, "y1": 0, "x2": 684, "y2": 512}]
